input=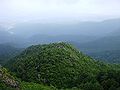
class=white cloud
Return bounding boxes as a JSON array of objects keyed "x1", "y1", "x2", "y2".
[{"x1": 0, "y1": 0, "x2": 120, "y2": 22}]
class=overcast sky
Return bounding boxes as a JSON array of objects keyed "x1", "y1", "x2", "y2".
[{"x1": 0, "y1": 0, "x2": 120, "y2": 23}]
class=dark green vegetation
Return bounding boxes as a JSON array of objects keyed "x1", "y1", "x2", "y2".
[
  {"x1": 20, "y1": 82, "x2": 55, "y2": 90},
  {"x1": 0, "y1": 44, "x2": 22, "y2": 65},
  {"x1": 4, "y1": 42, "x2": 120, "y2": 90},
  {"x1": 7, "y1": 42, "x2": 102, "y2": 88},
  {"x1": 0, "y1": 66, "x2": 55, "y2": 90}
]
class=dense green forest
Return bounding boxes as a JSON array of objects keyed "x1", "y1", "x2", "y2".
[
  {"x1": 1, "y1": 42, "x2": 120, "y2": 90},
  {"x1": 0, "y1": 66, "x2": 55, "y2": 90}
]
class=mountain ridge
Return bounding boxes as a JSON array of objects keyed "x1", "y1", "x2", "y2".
[{"x1": 5, "y1": 42, "x2": 113, "y2": 89}]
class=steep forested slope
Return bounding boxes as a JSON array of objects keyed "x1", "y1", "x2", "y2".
[
  {"x1": 6, "y1": 42, "x2": 120, "y2": 90},
  {"x1": 0, "y1": 44, "x2": 22, "y2": 65},
  {"x1": 0, "y1": 66, "x2": 55, "y2": 90}
]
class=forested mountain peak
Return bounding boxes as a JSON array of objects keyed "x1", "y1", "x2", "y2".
[
  {"x1": 6, "y1": 42, "x2": 111, "y2": 89},
  {"x1": 5, "y1": 42, "x2": 120, "y2": 89}
]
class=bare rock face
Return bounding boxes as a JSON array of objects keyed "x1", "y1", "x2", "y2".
[{"x1": 0, "y1": 66, "x2": 20, "y2": 90}]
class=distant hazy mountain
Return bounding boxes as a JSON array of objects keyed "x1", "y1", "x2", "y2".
[
  {"x1": 76, "y1": 29, "x2": 120, "y2": 53},
  {"x1": 26, "y1": 34, "x2": 98, "y2": 46},
  {"x1": 0, "y1": 28, "x2": 27, "y2": 47},
  {"x1": 1, "y1": 18, "x2": 120, "y2": 48},
  {"x1": 71, "y1": 29, "x2": 120, "y2": 63},
  {"x1": 89, "y1": 50, "x2": 120, "y2": 63},
  {"x1": 10, "y1": 18, "x2": 120, "y2": 38},
  {"x1": 0, "y1": 29, "x2": 13, "y2": 44}
]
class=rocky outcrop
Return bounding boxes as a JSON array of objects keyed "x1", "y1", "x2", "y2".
[{"x1": 0, "y1": 66, "x2": 19, "y2": 90}]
